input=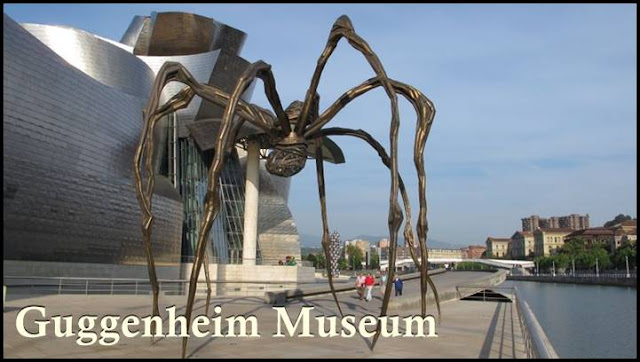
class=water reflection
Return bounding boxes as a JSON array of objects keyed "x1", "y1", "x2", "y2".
[{"x1": 504, "y1": 280, "x2": 637, "y2": 358}]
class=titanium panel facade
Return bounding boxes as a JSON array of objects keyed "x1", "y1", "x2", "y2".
[
  {"x1": 3, "y1": 14, "x2": 183, "y2": 265},
  {"x1": 3, "y1": 11, "x2": 302, "y2": 271},
  {"x1": 20, "y1": 23, "x2": 155, "y2": 99}
]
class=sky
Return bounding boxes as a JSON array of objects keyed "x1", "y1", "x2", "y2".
[{"x1": 3, "y1": 4, "x2": 637, "y2": 246}]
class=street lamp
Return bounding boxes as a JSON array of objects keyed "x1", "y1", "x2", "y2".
[
  {"x1": 572, "y1": 258, "x2": 575, "y2": 277},
  {"x1": 552, "y1": 260, "x2": 556, "y2": 277},
  {"x1": 595, "y1": 258, "x2": 599, "y2": 277},
  {"x1": 625, "y1": 256, "x2": 630, "y2": 278}
]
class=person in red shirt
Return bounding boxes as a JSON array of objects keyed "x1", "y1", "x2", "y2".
[{"x1": 364, "y1": 273, "x2": 375, "y2": 301}]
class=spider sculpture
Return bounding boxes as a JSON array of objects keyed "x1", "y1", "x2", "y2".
[{"x1": 134, "y1": 15, "x2": 438, "y2": 358}]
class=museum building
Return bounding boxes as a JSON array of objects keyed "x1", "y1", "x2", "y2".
[{"x1": 3, "y1": 11, "x2": 315, "y2": 281}]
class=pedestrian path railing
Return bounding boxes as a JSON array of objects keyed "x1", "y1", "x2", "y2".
[
  {"x1": 529, "y1": 272, "x2": 636, "y2": 278},
  {"x1": 2, "y1": 276, "x2": 333, "y2": 297},
  {"x1": 455, "y1": 284, "x2": 559, "y2": 359}
]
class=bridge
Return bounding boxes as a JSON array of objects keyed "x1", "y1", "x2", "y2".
[{"x1": 380, "y1": 257, "x2": 535, "y2": 271}]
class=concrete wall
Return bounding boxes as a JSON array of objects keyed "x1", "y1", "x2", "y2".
[
  {"x1": 180, "y1": 263, "x2": 315, "y2": 297},
  {"x1": 388, "y1": 270, "x2": 508, "y2": 311}
]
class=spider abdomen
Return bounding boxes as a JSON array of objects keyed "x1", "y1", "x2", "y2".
[{"x1": 265, "y1": 144, "x2": 308, "y2": 177}]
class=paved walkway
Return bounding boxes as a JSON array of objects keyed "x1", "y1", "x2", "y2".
[{"x1": 3, "y1": 272, "x2": 527, "y2": 358}]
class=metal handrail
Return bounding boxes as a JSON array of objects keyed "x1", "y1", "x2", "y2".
[
  {"x1": 524, "y1": 272, "x2": 636, "y2": 278},
  {"x1": 179, "y1": 256, "x2": 313, "y2": 267},
  {"x1": 514, "y1": 294, "x2": 559, "y2": 358},
  {"x1": 455, "y1": 284, "x2": 559, "y2": 358},
  {"x1": 2, "y1": 275, "x2": 341, "y2": 297}
]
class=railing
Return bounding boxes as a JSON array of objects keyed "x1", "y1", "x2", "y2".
[
  {"x1": 179, "y1": 256, "x2": 313, "y2": 268},
  {"x1": 455, "y1": 284, "x2": 559, "y2": 358},
  {"x1": 530, "y1": 272, "x2": 636, "y2": 278},
  {"x1": 515, "y1": 294, "x2": 559, "y2": 358},
  {"x1": 3, "y1": 276, "x2": 323, "y2": 297}
]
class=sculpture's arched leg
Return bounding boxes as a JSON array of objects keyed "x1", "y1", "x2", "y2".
[
  {"x1": 135, "y1": 60, "x2": 283, "y2": 330},
  {"x1": 134, "y1": 84, "x2": 196, "y2": 319},
  {"x1": 181, "y1": 60, "x2": 288, "y2": 359},
  {"x1": 203, "y1": 253, "x2": 212, "y2": 316},
  {"x1": 311, "y1": 127, "x2": 440, "y2": 323},
  {"x1": 314, "y1": 138, "x2": 344, "y2": 317},
  {"x1": 305, "y1": 76, "x2": 436, "y2": 348},
  {"x1": 296, "y1": 15, "x2": 403, "y2": 338}
]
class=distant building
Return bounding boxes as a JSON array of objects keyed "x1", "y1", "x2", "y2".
[
  {"x1": 564, "y1": 219, "x2": 637, "y2": 253},
  {"x1": 522, "y1": 214, "x2": 589, "y2": 232},
  {"x1": 378, "y1": 238, "x2": 390, "y2": 248},
  {"x1": 533, "y1": 228, "x2": 573, "y2": 257},
  {"x1": 428, "y1": 248, "x2": 463, "y2": 259},
  {"x1": 485, "y1": 237, "x2": 511, "y2": 258},
  {"x1": 461, "y1": 245, "x2": 486, "y2": 259},
  {"x1": 559, "y1": 214, "x2": 590, "y2": 230},
  {"x1": 611, "y1": 219, "x2": 637, "y2": 250},
  {"x1": 510, "y1": 231, "x2": 535, "y2": 259}
]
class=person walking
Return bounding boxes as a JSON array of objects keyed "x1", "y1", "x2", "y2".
[
  {"x1": 394, "y1": 276, "x2": 404, "y2": 296},
  {"x1": 380, "y1": 270, "x2": 388, "y2": 295},
  {"x1": 355, "y1": 273, "x2": 365, "y2": 300},
  {"x1": 364, "y1": 272, "x2": 375, "y2": 301}
]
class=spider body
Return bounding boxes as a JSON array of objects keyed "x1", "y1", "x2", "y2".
[
  {"x1": 134, "y1": 15, "x2": 438, "y2": 358},
  {"x1": 264, "y1": 97, "x2": 321, "y2": 177}
]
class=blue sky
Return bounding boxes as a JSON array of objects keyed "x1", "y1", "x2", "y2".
[{"x1": 4, "y1": 4, "x2": 636, "y2": 246}]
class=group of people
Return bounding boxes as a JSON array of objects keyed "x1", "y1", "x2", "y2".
[
  {"x1": 278, "y1": 256, "x2": 297, "y2": 266},
  {"x1": 355, "y1": 271, "x2": 404, "y2": 301}
]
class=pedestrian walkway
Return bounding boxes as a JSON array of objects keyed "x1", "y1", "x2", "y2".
[{"x1": 3, "y1": 272, "x2": 529, "y2": 358}]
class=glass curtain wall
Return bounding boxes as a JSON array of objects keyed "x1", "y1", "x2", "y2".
[{"x1": 169, "y1": 119, "x2": 258, "y2": 264}]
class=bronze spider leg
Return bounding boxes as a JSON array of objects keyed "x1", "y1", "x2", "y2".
[
  {"x1": 310, "y1": 127, "x2": 440, "y2": 319},
  {"x1": 135, "y1": 60, "x2": 283, "y2": 323},
  {"x1": 313, "y1": 138, "x2": 344, "y2": 317},
  {"x1": 296, "y1": 15, "x2": 403, "y2": 324},
  {"x1": 305, "y1": 76, "x2": 436, "y2": 348},
  {"x1": 181, "y1": 60, "x2": 288, "y2": 359},
  {"x1": 134, "y1": 82, "x2": 196, "y2": 320}
]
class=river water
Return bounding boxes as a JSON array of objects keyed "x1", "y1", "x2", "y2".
[{"x1": 503, "y1": 280, "x2": 637, "y2": 358}]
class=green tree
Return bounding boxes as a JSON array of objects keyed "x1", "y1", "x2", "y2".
[
  {"x1": 370, "y1": 252, "x2": 380, "y2": 270},
  {"x1": 534, "y1": 256, "x2": 552, "y2": 271},
  {"x1": 338, "y1": 256, "x2": 348, "y2": 270},
  {"x1": 305, "y1": 253, "x2": 317, "y2": 266},
  {"x1": 604, "y1": 214, "x2": 633, "y2": 228},
  {"x1": 346, "y1": 244, "x2": 364, "y2": 270},
  {"x1": 560, "y1": 237, "x2": 586, "y2": 258},
  {"x1": 590, "y1": 245, "x2": 611, "y2": 270},
  {"x1": 315, "y1": 252, "x2": 326, "y2": 269},
  {"x1": 551, "y1": 253, "x2": 570, "y2": 273},
  {"x1": 612, "y1": 241, "x2": 637, "y2": 270}
]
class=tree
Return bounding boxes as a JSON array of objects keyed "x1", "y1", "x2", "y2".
[
  {"x1": 482, "y1": 250, "x2": 494, "y2": 259},
  {"x1": 315, "y1": 252, "x2": 326, "y2": 269},
  {"x1": 534, "y1": 256, "x2": 552, "y2": 271},
  {"x1": 345, "y1": 244, "x2": 364, "y2": 270},
  {"x1": 590, "y1": 245, "x2": 611, "y2": 270},
  {"x1": 338, "y1": 256, "x2": 348, "y2": 270},
  {"x1": 604, "y1": 214, "x2": 633, "y2": 228},
  {"x1": 612, "y1": 241, "x2": 637, "y2": 270},
  {"x1": 551, "y1": 253, "x2": 570, "y2": 273},
  {"x1": 304, "y1": 253, "x2": 317, "y2": 266},
  {"x1": 370, "y1": 252, "x2": 380, "y2": 270},
  {"x1": 560, "y1": 237, "x2": 586, "y2": 258}
]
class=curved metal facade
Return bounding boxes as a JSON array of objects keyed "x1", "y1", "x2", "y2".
[
  {"x1": 20, "y1": 23, "x2": 155, "y2": 99},
  {"x1": 3, "y1": 14, "x2": 183, "y2": 265},
  {"x1": 3, "y1": 11, "x2": 302, "y2": 269}
]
